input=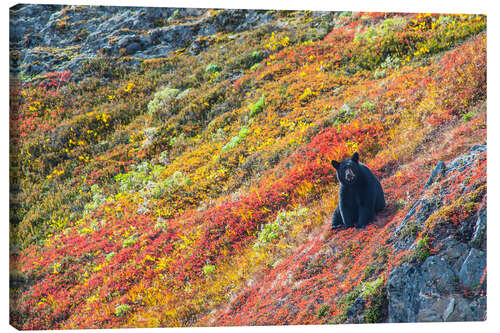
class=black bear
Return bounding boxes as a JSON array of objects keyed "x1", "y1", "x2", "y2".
[{"x1": 330, "y1": 152, "x2": 385, "y2": 229}]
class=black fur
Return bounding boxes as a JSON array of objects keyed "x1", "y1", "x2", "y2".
[{"x1": 330, "y1": 152, "x2": 385, "y2": 229}]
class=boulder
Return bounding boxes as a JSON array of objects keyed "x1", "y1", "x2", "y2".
[
  {"x1": 387, "y1": 147, "x2": 487, "y2": 323},
  {"x1": 424, "y1": 160, "x2": 445, "y2": 188},
  {"x1": 387, "y1": 263, "x2": 422, "y2": 322},
  {"x1": 471, "y1": 209, "x2": 486, "y2": 250},
  {"x1": 458, "y1": 248, "x2": 486, "y2": 290}
]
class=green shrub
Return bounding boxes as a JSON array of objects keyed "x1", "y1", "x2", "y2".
[
  {"x1": 203, "y1": 264, "x2": 215, "y2": 276},
  {"x1": 205, "y1": 63, "x2": 221, "y2": 73},
  {"x1": 114, "y1": 304, "x2": 131, "y2": 317},
  {"x1": 115, "y1": 162, "x2": 152, "y2": 192},
  {"x1": 238, "y1": 125, "x2": 249, "y2": 138},
  {"x1": 114, "y1": 162, "x2": 189, "y2": 199},
  {"x1": 249, "y1": 95, "x2": 266, "y2": 117},
  {"x1": 229, "y1": 50, "x2": 264, "y2": 71},
  {"x1": 122, "y1": 233, "x2": 138, "y2": 248},
  {"x1": 328, "y1": 103, "x2": 358, "y2": 127},
  {"x1": 381, "y1": 54, "x2": 401, "y2": 69},
  {"x1": 373, "y1": 68, "x2": 386, "y2": 79},
  {"x1": 332, "y1": 278, "x2": 387, "y2": 324},
  {"x1": 362, "y1": 101, "x2": 374, "y2": 111},
  {"x1": 83, "y1": 185, "x2": 107, "y2": 217},
  {"x1": 250, "y1": 63, "x2": 260, "y2": 71},
  {"x1": 222, "y1": 135, "x2": 242, "y2": 151},
  {"x1": 331, "y1": 287, "x2": 362, "y2": 324},
  {"x1": 462, "y1": 111, "x2": 474, "y2": 122},
  {"x1": 79, "y1": 57, "x2": 134, "y2": 80},
  {"x1": 147, "y1": 87, "x2": 180, "y2": 116},
  {"x1": 175, "y1": 88, "x2": 191, "y2": 100},
  {"x1": 253, "y1": 207, "x2": 308, "y2": 250},
  {"x1": 151, "y1": 171, "x2": 190, "y2": 199},
  {"x1": 354, "y1": 17, "x2": 407, "y2": 43},
  {"x1": 251, "y1": 50, "x2": 261, "y2": 59},
  {"x1": 222, "y1": 126, "x2": 249, "y2": 151}
]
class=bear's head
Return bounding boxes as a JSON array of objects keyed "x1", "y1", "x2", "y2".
[{"x1": 331, "y1": 152, "x2": 360, "y2": 185}]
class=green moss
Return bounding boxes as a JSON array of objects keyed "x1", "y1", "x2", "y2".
[
  {"x1": 364, "y1": 285, "x2": 388, "y2": 323},
  {"x1": 250, "y1": 63, "x2": 260, "y2": 71},
  {"x1": 402, "y1": 235, "x2": 432, "y2": 263},
  {"x1": 399, "y1": 222, "x2": 420, "y2": 241},
  {"x1": 362, "y1": 265, "x2": 376, "y2": 281},
  {"x1": 415, "y1": 237, "x2": 431, "y2": 262},
  {"x1": 317, "y1": 303, "x2": 330, "y2": 318},
  {"x1": 360, "y1": 278, "x2": 384, "y2": 298},
  {"x1": 331, "y1": 278, "x2": 387, "y2": 324},
  {"x1": 362, "y1": 101, "x2": 374, "y2": 111},
  {"x1": 330, "y1": 287, "x2": 362, "y2": 324}
]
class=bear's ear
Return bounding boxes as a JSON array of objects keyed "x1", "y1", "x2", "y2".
[
  {"x1": 331, "y1": 160, "x2": 340, "y2": 169},
  {"x1": 351, "y1": 152, "x2": 359, "y2": 163}
]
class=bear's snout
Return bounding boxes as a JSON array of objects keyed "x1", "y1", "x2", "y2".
[{"x1": 345, "y1": 168, "x2": 355, "y2": 182}]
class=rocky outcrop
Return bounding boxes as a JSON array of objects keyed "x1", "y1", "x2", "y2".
[
  {"x1": 388, "y1": 235, "x2": 486, "y2": 322},
  {"x1": 387, "y1": 145, "x2": 487, "y2": 322},
  {"x1": 10, "y1": 4, "x2": 274, "y2": 77}
]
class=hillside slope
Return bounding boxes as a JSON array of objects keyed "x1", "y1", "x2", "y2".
[{"x1": 10, "y1": 6, "x2": 486, "y2": 329}]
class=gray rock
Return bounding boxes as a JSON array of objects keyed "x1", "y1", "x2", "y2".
[
  {"x1": 11, "y1": 6, "x2": 275, "y2": 77},
  {"x1": 387, "y1": 147, "x2": 487, "y2": 323},
  {"x1": 125, "y1": 42, "x2": 143, "y2": 54},
  {"x1": 387, "y1": 245, "x2": 485, "y2": 322},
  {"x1": 438, "y1": 237, "x2": 468, "y2": 272},
  {"x1": 445, "y1": 296, "x2": 472, "y2": 321},
  {"x1": 187, "y1": 37, "x2": 209, "y2": 55},
  {"x1": 469, "y1": 144, "x2": 487, "y2": 153},
  {"x1": 469, "y1": 296, "x2": 487, "y2": 321},
  {"x1": 421, "y1": 256, "x2": 458, "y2": 294},
  {"x1": 387, "y1": 259, "x2": 484, "y2": 323},
  {"x1": 139, "y1": 35, "x2": 152, "y2": 46},
  {"x1": 391, "y1": 197, "x2": 440, "y2": 251},
  {"x1": 387, "y1": 263, "x2": 422, "y2": 322},
  {"x1": 198, "y1": 25, "x2": 217, "y2": 36},
  {"x1": 345, "y1": 297, "x2": 366, "y2": 324},
  {"x1": 417, "y1": 297, "x2": 447, "y2": 322},
  {"x1": 458, "y1": 248, "x2": 486, "y2": 289},
  {"x1": 471, "y1": 209, "x2": 486, "y2": 250},
  {"x1": 446, "y1": 144, "x2": 486, "y2": 176},
  {"x1": 443, "y1": 297, "x2": 455, "y2": 321},
  {"x1": 116, "y1": 34, "x2": 139, "y2": 49},
  {"x1": 425, "y1": 160, "x2": 445, "y2": 188}
]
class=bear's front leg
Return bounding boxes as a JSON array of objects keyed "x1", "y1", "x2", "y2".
[
  {"x1": 339, "y1": 188, "x2": 356, "y2": 228},
  {"x1": 356, "y1": 207, "x2": 373, "y2": 228},
  {"x1": 339, "y1": 205, "x2": 356, "y2": 228},
  {"x1": 331, "y1": 207, "x2": 344, "y2": 230}
]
